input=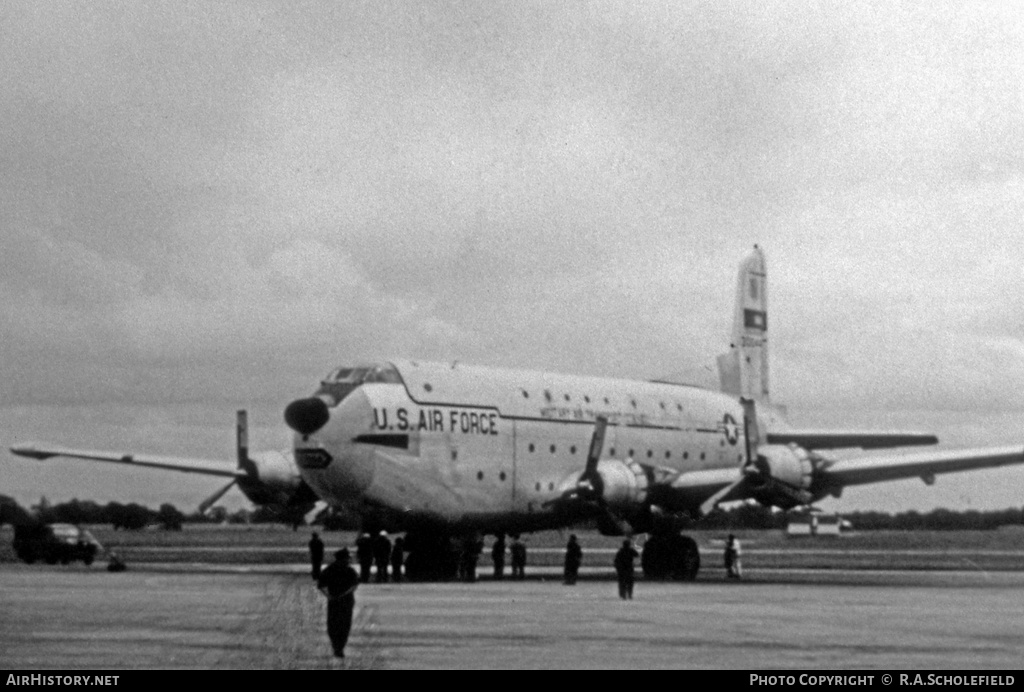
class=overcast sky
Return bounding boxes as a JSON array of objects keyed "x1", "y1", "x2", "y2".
[{"x1": 2, "y1": 1, "x2": 1023, "y2": 514}]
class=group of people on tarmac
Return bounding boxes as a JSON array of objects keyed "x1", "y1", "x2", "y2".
[
  {"x1": 488, "y1": 533, "x2": 528, "y2": 581},
  {"x1": 571, "y1": 534, "x2": 742, "y2": 596},
  {"x1": 353, "y1": 530, "x2": 405, "y2": 583},
  {"x1": 307, "y1": 529, "x2": 743, "y2": 659}
]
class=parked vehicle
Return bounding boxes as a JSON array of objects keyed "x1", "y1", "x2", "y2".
[{"x1": 13, "y1": 523, "x2": 101, "y2": 565}]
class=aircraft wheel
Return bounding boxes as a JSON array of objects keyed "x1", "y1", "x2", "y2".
[
  {"x1": 669, "y1": 534, "x2": 700, "y2": 581},
  {"x1": 641, "y1": 535, "x2": 670, "y2": 579},
  {"x1": 642, "y1": 533, "x2": 700, "y2": 581}
]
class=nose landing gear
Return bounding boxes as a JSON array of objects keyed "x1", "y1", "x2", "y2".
[
  {"x1": 641, "y1": 532, "x2": 700, "y2": 581},
  {"x1": 401, "y1": 532, "x2": 460, "y2": 582}
]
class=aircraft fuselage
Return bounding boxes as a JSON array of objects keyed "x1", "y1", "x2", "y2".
[{"x1": 293, "y1": 360, "x2": 748, "y2": 533}]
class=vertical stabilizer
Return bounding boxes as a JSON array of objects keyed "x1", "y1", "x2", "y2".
[{"x1": 717, "y1": 246, "x2": 770, "y2": 402}]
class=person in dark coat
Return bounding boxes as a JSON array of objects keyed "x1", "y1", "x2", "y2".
[
  {"x1": 373, "y1": 531, "x2": 392, "y2": 583},
  {"x1": 460, "y1": 535, "x2": 483, "y2": 582},
  {"x1": 510, "y1": 535, "x2": 527, "y2": 579},
  {"x1": 390, "y1": 536, "x2": 405, "y2": 583},
  {"x1": 355, "y1": 532, "x2": 374, "y2": 583},
  {"x1": 491, "y1": 533, "x2": 506, "y2": 580},
  {"x1": 317, "y1": 548, "x2": 359, "y2": 658},
  {"x1": 563, "y1": 534, "x2": 582, "y2": 585},
  {"x1": 308, "y1": 531, "x2": 325, "y2": 581},
  {"x1": 614, "y1": 539, "x2": 639, "y2": 600}
]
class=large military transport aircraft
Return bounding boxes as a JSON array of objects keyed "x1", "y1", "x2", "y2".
[
  {"x1": 282, "y1": 247, "x2": 1024, "y2": 580},
  {"x1": 10, "y1": 411, "x2": 322, "y2": 526}
]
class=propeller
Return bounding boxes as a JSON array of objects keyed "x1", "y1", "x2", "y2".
[
  {"x1": 698, "y1": 397, "x2": 761, "y2": 517},
  {"x1": 698, "y1": 467, "x2": 756, "y2": 517},
  {"x1": 197, "y1": 479, "x2": 237, "y2": 515},
  {"x1": 545, "y1": 416, "x2": 607, "y2": 507},
  {"x1": 545, "y1": 417, "x2": 631, "y2": 535},
  {"x1": 196, "y1": 410, "x2": 252, "y2": 515}
]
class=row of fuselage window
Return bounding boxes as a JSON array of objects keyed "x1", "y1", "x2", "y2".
[
  {"x1": 525, "y1": 441, "x2": 728, "y2": 459},
  {"x1": 520, "y1": 387, "x2": 685, "y2": 413},
  {"x1": 470, "y1": 470, "x2": 558, "y2": 493},
  {"x1": 467, "y1": 444, "x2": 746, "y2": 492}
]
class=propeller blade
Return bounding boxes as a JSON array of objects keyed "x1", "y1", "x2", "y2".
[
  {"x1": 698, "y1": 477, "x2": 744, "y2": 517},
  {"x1": 303, "y1": 500, "x2": 329, "y2": 525},
  {"x1": 236, "y1": 410, "x2": 257, "y2": 476},
  {"x1": 578, "y1": 416, "x2": 609, "y2": 498},
  {"x1": 198, "y1": 479, "x2": 237, "y2": 514},
  {"x1": 236, "y1": 410, "x2": 248, "y2": 465},
  {"x1": 698, "y1": 464, "x2": 762, "y2": 517},
  {"x1": 595, "y1": 509, "x2": 631, "y2": 537},
  {"x1": 585, "y1": 416, "x2": 608, "y2": 474}
]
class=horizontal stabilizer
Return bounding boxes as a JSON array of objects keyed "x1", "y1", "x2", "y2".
[
  {"x1": 9, "y1": 443, "x2": 242, "y2": 478},
  {"x1": 818, "y1": 445, "x2": 1024, "y2": 489},
  {"x1": 766, "y1": 430, "x2": 938, "y2": 450}
]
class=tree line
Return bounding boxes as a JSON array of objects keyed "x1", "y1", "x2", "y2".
[
  {"x1": 698, "y1": 503, "x2": 1024, "y2": 531},
  {"x1": 3, "y1": 495, "x2": 1024, "y2": 531}
]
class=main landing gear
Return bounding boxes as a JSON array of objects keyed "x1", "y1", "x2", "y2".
[
  {"x1": 641, "y1": 531, "x2": 700, "y2": 581},
  {"x1": 401, "y1": 532, "x2": 460, "y2": 582}
]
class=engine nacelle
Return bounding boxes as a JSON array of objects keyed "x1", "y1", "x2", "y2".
[
  {"x1": 238, "y1": 450, "x2": 305, "y2": 506},
  {"x1": 595, "y1": 458, "x2": 649, "y2": 510},
  {"x1": 748, "y1": 443, "x2": 816, "y2": 509}
]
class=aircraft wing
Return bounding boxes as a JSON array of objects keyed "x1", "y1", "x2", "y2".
[
  {"x1": 661, "y1": 468, "x2": 740, "y2": 506},
  {"x1": 642, "y1": 444, "x2": 1024, "y2": 518},
  {"x1": 9, "y1": 443, "x2": 242, "y2": 478},
  {"x1": 814, "y1": 445, "x2": 1024, "y2": 490},
  {"x1": 765, "y1": 430, "x2": 938, "y2": 450}
]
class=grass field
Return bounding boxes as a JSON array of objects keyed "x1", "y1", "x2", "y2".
[{"x1": 4, "y1": 524, "x2": 1024, "y2": 571}]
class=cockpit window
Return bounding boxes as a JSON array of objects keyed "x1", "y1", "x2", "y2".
[
  {"x1": 363, "y1": 365, "x2": 403, "y2": 384},
  {"x1": 317, "y1": 363, "x2": 404, "y2": 405}
]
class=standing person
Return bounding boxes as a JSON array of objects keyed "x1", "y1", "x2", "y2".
[
  {"x1": 491, "y1": 533, "x2": 506, "y2": 580},
  {"x1": 460, "y1": 535, "x2": 483, "y2": 582},
  {"x1": 563, "y1": 534, "x2": 582, "y2": 585},
  {"x1": 390, "y1": 536, "x2": 404, "y2": 583},
  {"x1": 373, "y1": 531, "x2": 392, "y2": 583},
  {"x1": 510, "y1": 534, "x2": 527, "y2": 580},
  {"x1": 614, "y1": 539, "x2": 639, "y2": 600},
  {"x1": 317, "y1": 549, "x2": 359, "y2": 659},
  {"x1": 724, "y1": 534, "x2": 742, "y2": 580},
  {"x1": 308, "y1": 531, "x2": 325, "y2": 581},
  {"x1": 355, "y1": 532, "x2": 374, "y2": 583}
]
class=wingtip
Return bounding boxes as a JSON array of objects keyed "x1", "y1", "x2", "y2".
[{"x1": 9, "y1": 443, "x2": 53, "y2": 460}]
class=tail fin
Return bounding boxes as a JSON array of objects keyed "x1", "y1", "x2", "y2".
[{"x1": 717, "y1": 246, "x2": 770, "y2": 402}]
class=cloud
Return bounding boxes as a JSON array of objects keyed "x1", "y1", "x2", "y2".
[
  {"x1": 2, "y1": 1, "x2": 1023, "y2": 511},
  {"x1": 1, "y1": 1, "x2": 1021, "y2": 418}
]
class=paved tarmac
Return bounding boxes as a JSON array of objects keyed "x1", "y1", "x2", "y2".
[{"x1": 1, "y1": 563, "x2": 1023, "y2": 669}]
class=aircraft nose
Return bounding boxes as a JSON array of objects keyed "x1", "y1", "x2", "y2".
[{"x1": 284, "y1": 397, "x2": 330, "y2": 436}]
